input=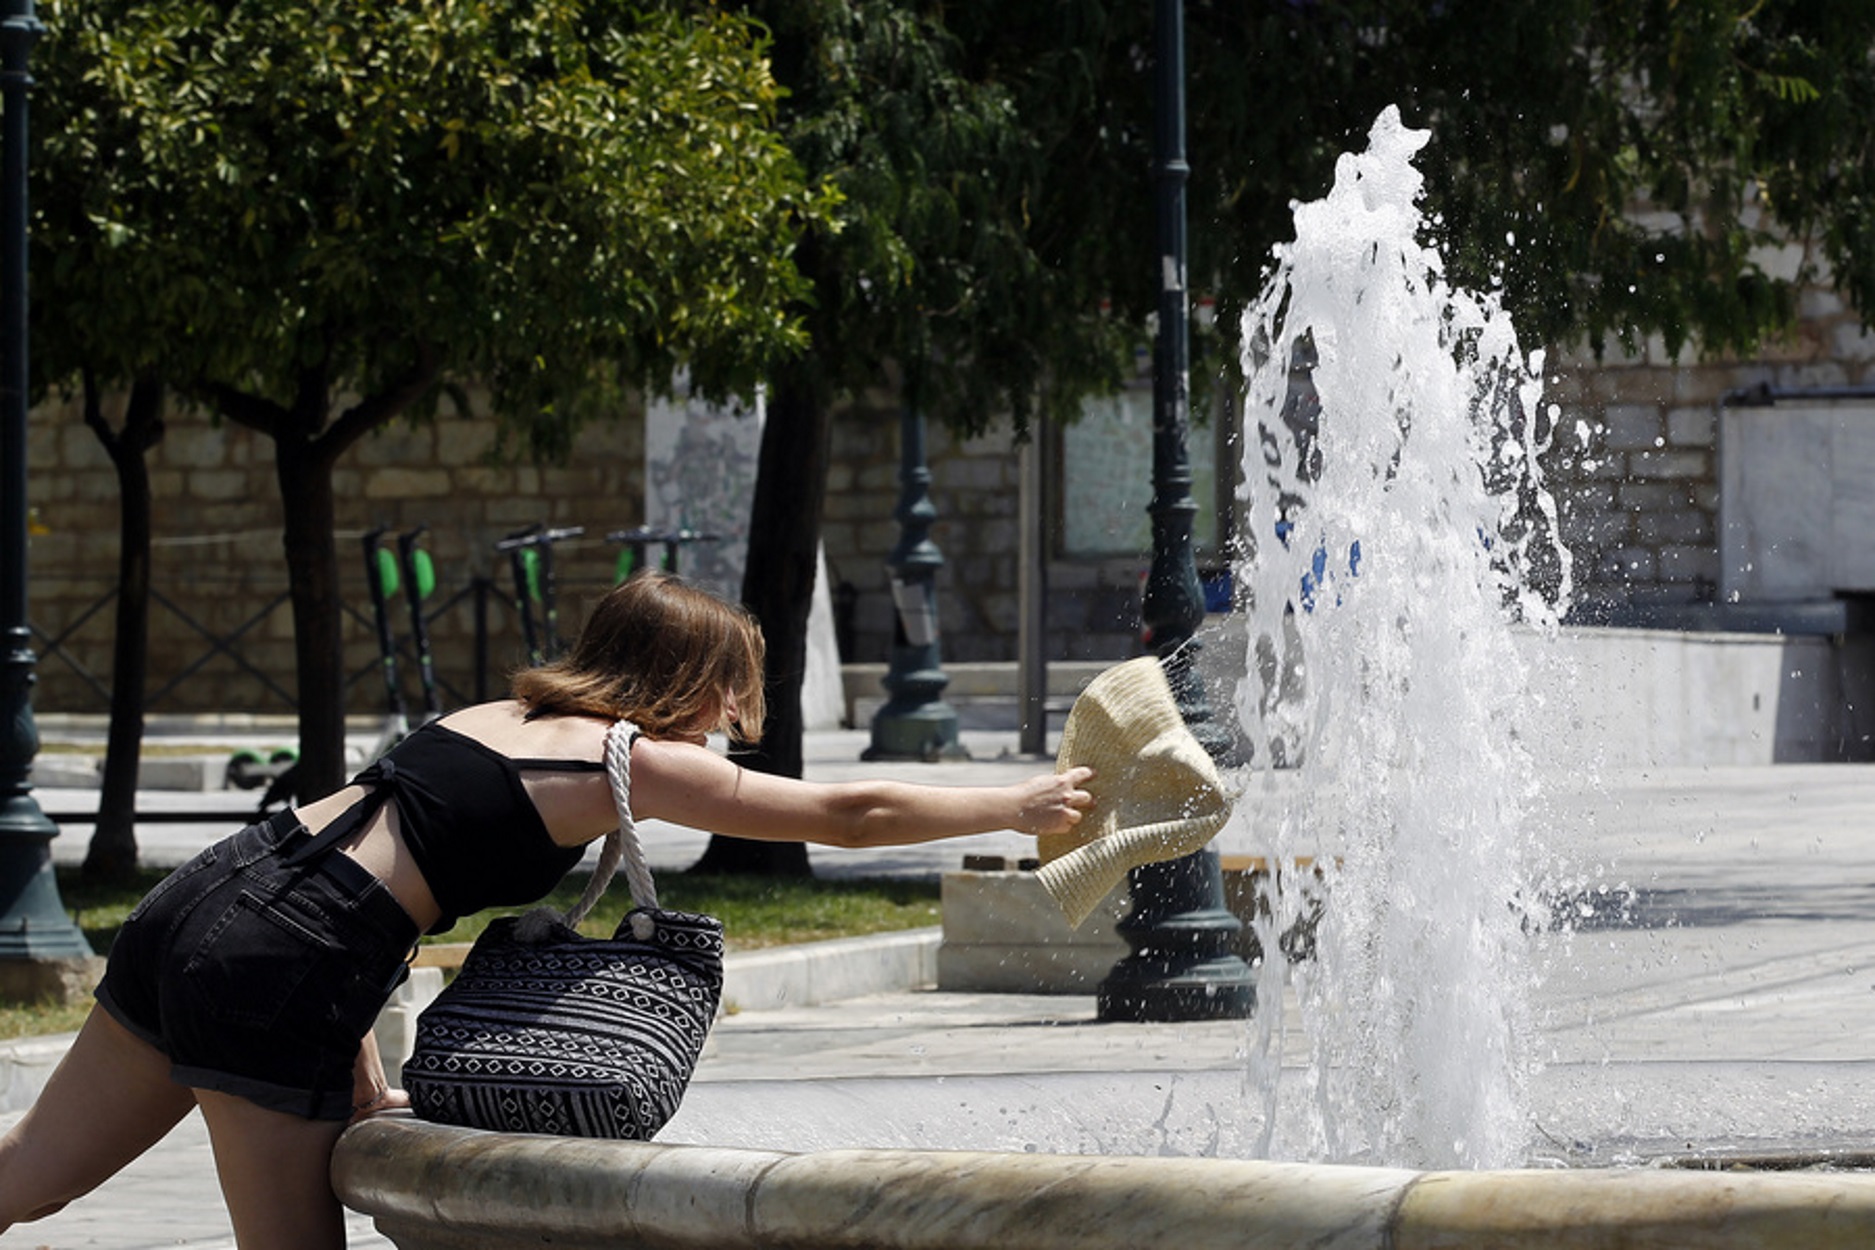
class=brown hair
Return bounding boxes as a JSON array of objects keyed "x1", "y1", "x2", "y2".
[{"x1": 509, "y1": 570, "x2": 766, "y2": 743}]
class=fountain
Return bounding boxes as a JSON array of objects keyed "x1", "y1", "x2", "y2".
[
  {"x1": 1235, "y1": 103, "x2": 1568, "y2": 1171},
  {"x1": 333, "y1": 109, "x2": 1875, "y2": 1247}
]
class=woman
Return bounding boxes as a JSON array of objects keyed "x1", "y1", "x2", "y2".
[{"x1": 0, "y1": 571, "x2": 1094, "y2": 1248}]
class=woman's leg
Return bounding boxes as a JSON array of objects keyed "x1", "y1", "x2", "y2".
[
  {"x1": 0, "y1": 1006, "x2": 196, "y2": 1227},
  {"x1": 195, "y1": 1087, "x2": 349, "y2": 1250}
]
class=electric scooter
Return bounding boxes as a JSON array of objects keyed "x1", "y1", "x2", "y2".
[
  {"x1": 361, "y1": 524, "x2": 413, "y2": 762},
  {"x1": 398, "y1": 524, "x2": 443, "y2": 724},
  {"x1": 496, "y1": 524, "x2": 584, "y2": 666}
]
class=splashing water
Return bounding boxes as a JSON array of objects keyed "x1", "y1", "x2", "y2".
[{"x1": 1235, "y1": 107, "x2": 1572, "y2": 1170}]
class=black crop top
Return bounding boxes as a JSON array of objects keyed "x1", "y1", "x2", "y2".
[{"x1": 311, "y1": 719, "x2": 608, "y2": 934}]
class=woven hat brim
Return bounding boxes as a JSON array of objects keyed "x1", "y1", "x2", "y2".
[
  {"x1": 1035, "y1": 657, "x2": 1232, "y2": 927},
  {"x1": 1035, "y1": 803, "x2": 1229, "y2": 927}
]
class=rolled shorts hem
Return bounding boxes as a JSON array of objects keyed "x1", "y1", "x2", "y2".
[
  {"x1": 92, "y1": 980, "x2": 169, "y2": 1056},
  {"x1": 172, "y1": 1062, "x2": 354, "y2": 1122},
  {"x1": 99, "y1": 978, "x2": 354, "y2": 1121}
]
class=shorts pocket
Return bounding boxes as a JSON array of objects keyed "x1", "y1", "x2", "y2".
[{"x1": 183, "y1": 890, "x2": 332, "y2": 1030}]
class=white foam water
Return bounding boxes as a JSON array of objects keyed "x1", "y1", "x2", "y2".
[{"x1": 1233, "y1": 106, "x2": 1573, "y2": 1170}]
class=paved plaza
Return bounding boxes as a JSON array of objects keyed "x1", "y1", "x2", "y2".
[{"x1": 3, "y1": 723, "x2": 1875, "y2": 1246}]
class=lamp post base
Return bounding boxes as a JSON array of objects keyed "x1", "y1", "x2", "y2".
[
  {"x1": 1097, "y1": 850, "x2": 1255, "y2": 1023},
  {"x1": 863, "y1": 699, "x2": 970, "y2": 762},
  {"x1": 1097, "y1": 954, "x2": 1257, "y2": 1022},
  {"x1": 0, "y1": 796, "x2": 96, "y2": 967}
]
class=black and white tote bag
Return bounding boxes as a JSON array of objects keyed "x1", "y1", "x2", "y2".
[{"x1": 403, "y1": 721, "x2": 723, "y2": 1139}]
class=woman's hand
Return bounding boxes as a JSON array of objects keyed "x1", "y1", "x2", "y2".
[
  {"x1": 348, "y1": 1085, "x2": 409, "y2": 1125},
  {"x1": 349, "y1": 1027, "x2": 409, "y2": 1123},
  {"x1": 1011, "y1": 767, "x2": 1095, "y2": 837}
]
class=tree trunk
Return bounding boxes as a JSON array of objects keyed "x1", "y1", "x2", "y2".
[
  {"x1": 689, "y1": 362, "x2": 828, "y2": 877},
  {"x1": 210, "y1": 353, "x2": 439, "y2": 805},
  {"x1": 82, "y1": 374, "x2": 164, "y2": 883},
  {"x1": 274, "y1": 430, "x2": 349, "y2": 802}
]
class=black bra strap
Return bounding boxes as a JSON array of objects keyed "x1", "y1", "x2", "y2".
[{"x1": 506, "y1": 758, "x2": 607, "y2": 773}]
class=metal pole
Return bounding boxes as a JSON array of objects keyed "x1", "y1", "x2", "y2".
[
  {"x1": 1097, "y1": 0, "x2": 1253, "y2": 1023},
  {"x1": 864, "y1": 392, "x2": 967, "y2": 762},
  {"x1": 0, "y1": 0, "x2": 93, "y2": 966},
  {"x1": 1017, "y1": 416, "x2": 1047, "y2": 757}
]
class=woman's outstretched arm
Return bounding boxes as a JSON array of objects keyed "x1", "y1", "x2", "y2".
[{"x1": 628, "y1": 738, "x2": 1094, "y2": 848}]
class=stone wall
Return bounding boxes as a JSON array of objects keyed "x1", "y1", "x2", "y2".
[
  {"x1": 23, "y1": 272, "x2": 1873, "y2": 716},
  {"x1": 27, "y1": 390, "x2": 646, "y2": 717},
  {"x1": 820, "y1": 398, "x2": 1154, "y2": 668},
  {"x1": 1545, "y1": 274, "x2": 1875, "y2": 616}
]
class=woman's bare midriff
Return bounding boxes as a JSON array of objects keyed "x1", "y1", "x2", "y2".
[{"x1": 292, "y1": 786, "x2": 445, "y2": 934}]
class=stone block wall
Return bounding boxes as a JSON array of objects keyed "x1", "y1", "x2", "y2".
[
  {"x1": 23, "y1": 275, "x2": 1873, "y2": 715},
  {"x1": 1544, "y1": 277, "x2": 1875, "y2": 617},
  {"x1": 819, "y1": 397, "x2": 1151, "y2": 668},
  {"x1": 27, "y1": 390, "x2": 647, "y2": 717}
]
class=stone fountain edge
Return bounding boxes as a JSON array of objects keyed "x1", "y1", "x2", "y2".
[{"x1": 334, "y1": 1115, "x2": 1875, "y2": 1250}]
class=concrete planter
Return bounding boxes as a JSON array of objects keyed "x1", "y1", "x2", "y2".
[{"x1": 937, "y1": 859, "x2": 1326, "y2": 993}]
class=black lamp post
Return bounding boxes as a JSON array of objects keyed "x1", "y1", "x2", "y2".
[
  {"x1": 0, "y1": 0, "x2": 90, "y2": 967},
  {"x1": 864, "y1": 374, "x2": 967, "y2": 763},
  {"x1": 1096, "y1": 0, "x2": 1253, "y2": 1023}
]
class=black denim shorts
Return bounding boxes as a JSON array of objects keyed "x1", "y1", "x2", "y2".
[{"x1": 95, "y1": 810, "x2": 420, "y2": 1120}]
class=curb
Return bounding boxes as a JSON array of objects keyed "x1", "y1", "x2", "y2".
[{"x1": 723, "y1": 926, "x2": 940, "y2": 1014}]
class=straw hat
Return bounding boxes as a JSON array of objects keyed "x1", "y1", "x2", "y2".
[{"x1": 1035, "y1": 656, "x2": 1232, "y2": 926}]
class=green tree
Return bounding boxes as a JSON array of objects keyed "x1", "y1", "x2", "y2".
[
  {"x1": 967, "y1": 0, "x2": 1875, "y2": 366},
  {"x1": 706, "y1": 0, "x2": 1875, "y2": 872},
  {"x1": 33, "y1": 0, "x2": 831, "y2": 807},
  {"x1": 697, "y1": 0, "x2": 1141, "y2": 873}
]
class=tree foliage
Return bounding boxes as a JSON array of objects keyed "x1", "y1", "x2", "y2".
[
  {"x1": 36, "y1": 0, "x2": 829, "y2": 435},
  {"x1": 953, "y1": 0, "x2": 1875, "y2": 367},
  {"x1": 710, "y1": 0, "x2": 1875, "y2": 874},
  {"x1": 744, "y1": 0, "x2": 1140, "y2": 435},
  {"x1": 31, "y1": 0, "x2": 831, "y2": 796},
  {"x1": 731, "y1": 0, "x2": 1875, "y2": 457}
]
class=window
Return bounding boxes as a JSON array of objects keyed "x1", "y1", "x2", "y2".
[{"x1": 1060, "y1": 387, "x2": 1221, "y2": 558}]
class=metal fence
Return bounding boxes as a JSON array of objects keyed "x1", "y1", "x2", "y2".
[{"x1": 26, "y1": 572, "x2": 592, "y2": 718}]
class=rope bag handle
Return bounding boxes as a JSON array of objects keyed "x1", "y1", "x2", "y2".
[{"x1": 564, "y1": 720, "x2": 657, "y2": 930}]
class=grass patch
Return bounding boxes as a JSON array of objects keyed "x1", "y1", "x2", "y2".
[
  {"x1": 0, "y1": 867, "x2": 942, "y2": 1041},
  {"x1": 58, "y1": 865, "x2": 169, "y2": 955}
]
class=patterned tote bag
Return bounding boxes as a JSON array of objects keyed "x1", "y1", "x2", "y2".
[{"x1": 403, "y1": 721, "x2": 724, "y2": 1139}]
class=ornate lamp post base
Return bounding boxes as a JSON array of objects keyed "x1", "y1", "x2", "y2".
[
  {"x1": 0, "y1": 797, "x2": 91, "y2": 960},
  {"x1": 0, "y1": 656, "x2": 93, "y2": 972},
  {"x1": 1098, "y1": 850, "x2": 1255, "y2": 1022},
  {"x1": 864, "y1": 691, "x2": 968, "y2": 762},
  {"x1": 1098, "y1": 649, "x2": 1254, "y2": 1021},
  {"x1": 0, "y1": 801, "x2": 91, "y2": 961},
  {"x1": 865, "y1": 613, "x2": 967, "y2": 761}
]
